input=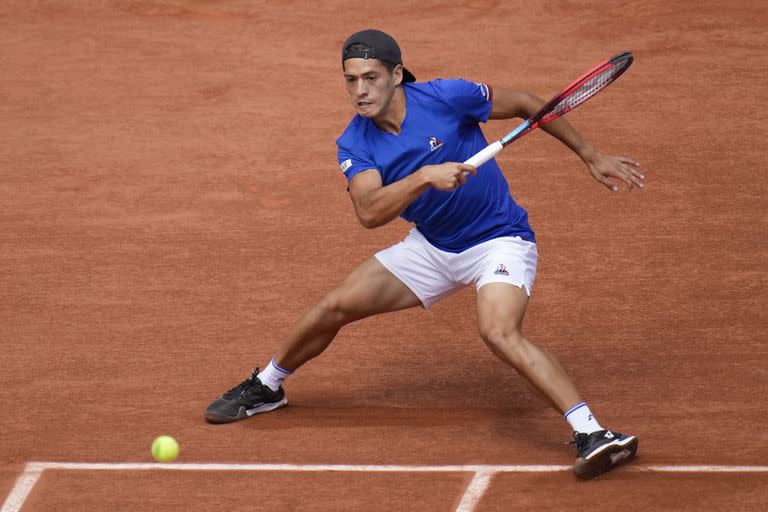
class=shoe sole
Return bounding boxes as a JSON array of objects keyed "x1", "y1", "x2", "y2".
[
  {"x1": 246, "y1": 397, "x2": 288, "y2": 417},
  {"x1": 573, "y1": 436, "x2": 638, "y2": 480},
  {"x1": 204, "y1": 398, "x2": 288, "y2": 424}
]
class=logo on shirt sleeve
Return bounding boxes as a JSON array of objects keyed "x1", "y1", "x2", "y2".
[
  {"x1": 340, "y1": 159, "x2": 352, "y2": 172},
  {"x1": 475, "y1": 82, "x2": 491, "y2": 101}
]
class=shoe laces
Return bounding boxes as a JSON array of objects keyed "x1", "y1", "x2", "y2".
[
  {"x1": 573, "y1": 432, "x2": 590, "y2": 452},
  {"x1": 565, "y1": 431, "x2": 601, "y2": 455},
  {"x1": 223, "y1": 368, "x2": 262, "y2": 399}
]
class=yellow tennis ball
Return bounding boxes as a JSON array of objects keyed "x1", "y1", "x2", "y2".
[{"x1": 151, "y1": 435, "x2": 179, "y2": 462}]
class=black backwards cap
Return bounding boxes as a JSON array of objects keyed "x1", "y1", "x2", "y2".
[{"x1": 341, "y1": 29, "x2": 416, "y2": 83}]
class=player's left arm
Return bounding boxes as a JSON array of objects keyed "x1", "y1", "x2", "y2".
[{"x1": 489, "y1": 87, "x2": 645, "y2": 192}]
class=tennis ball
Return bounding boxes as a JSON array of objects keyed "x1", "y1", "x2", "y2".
[{"x1": 151, "y1": 435, "x2": 179, "y2": 462}]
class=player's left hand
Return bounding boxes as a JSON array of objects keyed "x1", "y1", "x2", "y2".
[{"x1": 585, "y1": 152, "x2": 645, "y2": 192}]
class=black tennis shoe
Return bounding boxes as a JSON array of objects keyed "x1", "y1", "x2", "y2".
[
  {"x1": 572, "y1": 429, "x2": 638, "y2": 479},
  {"x1": 204, "y1": 369, "x2": 288, "y2": 424}
]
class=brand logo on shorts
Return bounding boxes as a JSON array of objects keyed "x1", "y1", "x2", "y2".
[
  {"x1": 340, "y1": 159, "x2": 352, "y2": 172},
  {"x1": 494, "y1": 264, "x2": 509, "y2": 276},
  {"x1": 429, "y1": 137, "x2": 444, "y2": 152}
]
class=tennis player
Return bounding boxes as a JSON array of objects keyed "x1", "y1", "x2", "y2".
[{"x1": 205, "y1": 29, "x2": 643, "y2": 479}]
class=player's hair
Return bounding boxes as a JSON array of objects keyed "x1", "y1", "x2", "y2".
[{"x1": 344, "y1": 43, "x2": 398, "y2": 74}]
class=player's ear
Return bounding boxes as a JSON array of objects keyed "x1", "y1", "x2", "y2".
[{"x1": 392, "y1": 64, "x2": 403, "y2": 86}]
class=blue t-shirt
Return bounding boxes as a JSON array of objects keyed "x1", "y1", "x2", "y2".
[{"x1": 336, "y1": 79, "x2": 534, "y2": 253}]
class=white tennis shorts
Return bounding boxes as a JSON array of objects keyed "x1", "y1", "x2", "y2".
[{"x1": 374, "y1": 228, "x2": 538, "y2": 308}]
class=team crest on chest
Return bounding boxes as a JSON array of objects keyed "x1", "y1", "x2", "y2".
[{"x1": 429, "y1": 136, "x2": 445, "y2": 152}]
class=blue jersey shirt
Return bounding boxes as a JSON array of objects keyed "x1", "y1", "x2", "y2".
[{"x1": 336, "y1": 78, "x2": 535, "y2": 253}]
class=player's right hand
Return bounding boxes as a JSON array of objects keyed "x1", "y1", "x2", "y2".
[{"x1": 420, "y1": 162, "x2": 477, "y2": 191}]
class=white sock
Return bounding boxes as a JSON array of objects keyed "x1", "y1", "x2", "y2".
[
  {"x1": 564, "y1": 402, "x2": 603, "y2": 434},
  {"x1": 258, "y1": 356, "x2": 293, "y2": 391}
]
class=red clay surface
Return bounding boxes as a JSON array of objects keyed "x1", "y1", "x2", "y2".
[
  {"x1": 477, "y1": 473, "x2": 768, "y2": 511},
  {"x1": 24, "y1": 470, "x2": 470, "y2": 511},
  {"x1": 1, "y1": 0, "x2": 767, "y2": 510}
]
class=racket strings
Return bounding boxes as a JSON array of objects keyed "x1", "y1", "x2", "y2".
[{"x1": 541, "y1": 63, "x2": 626, "y2": 123}]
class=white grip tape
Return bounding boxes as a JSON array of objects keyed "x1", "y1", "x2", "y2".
[{"x1": 463, "y1": 141, "x2": 504, "y2": 168}]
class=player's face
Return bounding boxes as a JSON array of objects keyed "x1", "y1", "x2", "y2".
[{"x1": 343, "y1": 59, "x2": 402, "y2": 118}]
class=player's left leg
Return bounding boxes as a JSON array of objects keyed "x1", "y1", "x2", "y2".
[
  {"x1": 476, "y1": 282, "x2": 581, "y2": 413},
  {"x1": 476, "y1": 282, "x2": 638, "y2": 479}
]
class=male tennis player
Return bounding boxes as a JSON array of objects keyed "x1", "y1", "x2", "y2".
[{"x1": 205, "y1": 29, "x2": 643, "y2": 479}]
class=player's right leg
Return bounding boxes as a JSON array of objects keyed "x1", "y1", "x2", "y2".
[
  {"x1": 273, "y1": 256, "x2": 423, "y2": 371},
  {"x1": 204, "y1": 257, "x2": 423, "y2": 424}
]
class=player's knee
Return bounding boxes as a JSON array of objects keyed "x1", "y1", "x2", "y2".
[
  {"x1": 316, "y1": 292, "x2": 358, "y2": 327},
  {"x1": 479, "y1": 325, "x2": 527, "y2": 360},
  {"x1": 479, "y1": 323, "x2": 523, "y2": 346}
]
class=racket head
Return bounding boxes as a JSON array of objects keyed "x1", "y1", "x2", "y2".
[{"x1": 535, "y1": 51, "x2": 633, "y2": 125}]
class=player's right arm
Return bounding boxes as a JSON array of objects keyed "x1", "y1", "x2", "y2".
[{"x1": 349, "y1": 163, "x2": 476, "y2": 229}]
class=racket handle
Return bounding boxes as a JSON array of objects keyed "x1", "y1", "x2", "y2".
[{"x1": 463, "y1": 140, "x2": 504, "y2": 168}]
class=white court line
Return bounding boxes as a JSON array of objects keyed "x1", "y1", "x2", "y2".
[
  {"x1": 0, "y1": 466, "x2": 43, "y2": 512},
  {"x1": 3, "y1": 463, "x2": 768, "y2": 512},
  {"x1": 644, "y1": 465, "x2": 768, "y2": 473},
  {"x1": 24, "y1": 462, "x2": 768, "y2": 472},
  {"x1": 26, "y1": 462, "x2": 572, "y2": 473},
  {"x1": 455, "y1": 470, "x2": 496, "y2": 512}
]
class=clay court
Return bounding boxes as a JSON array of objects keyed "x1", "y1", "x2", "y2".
[{"x1": 2, "y1": 1, "x2": 767, "y2": 510}]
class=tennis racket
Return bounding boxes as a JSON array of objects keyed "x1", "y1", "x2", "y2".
[{"x1": 464, "y1": 51, "x2": 634, "y2": 168}]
